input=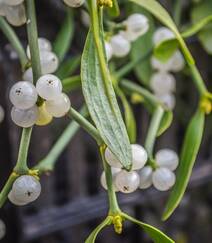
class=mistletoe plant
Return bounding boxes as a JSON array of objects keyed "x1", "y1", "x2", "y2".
[{"x1": 0, "y1": 0, "x2": 212, "y2": 242}]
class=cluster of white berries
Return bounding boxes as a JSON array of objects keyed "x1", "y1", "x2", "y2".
[
  {"x1": 0, "y1": 219, "x2": 6, "y2": 240},
  {"x1": 23, "y1": 38, "x2": 59, "y2": 83},
  {"x1": 140, "y1": 149, "x2": 178, "y2": 191},
  {"x1": 150, "y1": 27, "x2": 185, "y2": 110},
  {"x1": 63, "y1": 0, "x2": 85, "y2": 8},
  {"x1": 0, "y1": 0, "x2": 26, "y2": 26},
  {"x1": 101, "y1": 145, "x2": 179, "y2": 193},
  {"x1": 9, "y1": 74, "x2": 71, "y2": 127},
  {"x1": 8, "y1": 175, "x2": 41, "y2": 206},
  {"x1": 105, "y1": 14, "x2": 149, "y2": 61}
]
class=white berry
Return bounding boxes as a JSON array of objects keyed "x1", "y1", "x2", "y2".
[
  {"x1": 152, "y1": 168, "x2": 176, "y2": 191},
  {"x1": 115, "y1": 170, "x2": 140, "y2": 193},
  {"x1": 9, "y1": 81, "x2": 38, "y2": 109},
  {"x1": 23, "y1": 68, "x2": 33, "y2": 83},
  {"x1": 4, "y1": 4, "x2": 26, "y2": 26},
  {"x1": 105, "y1": 147, "x2": 122, "y2": 168},
  {"x1": 45, "y1": 93, "x2": 71, "y2": 117},
  {"x1": 121, "y1": 13, "x2": 149, "y2": 41},
  {"x1": 150, "y1": 72, "x2": 176, "y2": 95},
  {"x1": 26, "y1": 38, "x2": 52, "y2": 59},
  {"x1": 36, "y1": 74, "x2": 62, "y2": 100},
  {"x1": 110, "y1": 34, "x2": 131, "y2": 58},
  {"x1": 156, "y1": 93, "x2": 176, "y2": 110},
  {"x1": 0, "y1": 219, "x2": 6, "y2": 240},
  {"x1": 169, "y1": 51, "x2": 185, "y2": 72},
  {"x1": 63, "y1": 0, "x2": 85, "y2": 8},
  {"x1": 100, "y1": 168, "x2": 120, "y2": 192},
  {"x1": 153, "y1": 27, "x2": 175, "y2": 46},
  {"x1": 11, "y1": 105, "x2": 38, "y2": 127},
  {"x1": 105, "y1": 42, "x2": 113, "y2": 61},
  {"x1": 8, "y1": 190, "x2": 27, "y2": 206},
  {"x1": 131, "y1": 144, "x2": 148, "y2": 170},
  {"x1": 81, "y1": 10, "x2": 90, "y2": 27},
  {"x1": 12, "y1": 175, "x2": 41, "y2": 203},
  {"x1": 6, "y1": 0, "x2": 24, "y2": 6},
  {"x1": 155, "y1": 149, "x2": 179, "y2": 171},
  {"x1": 139, "y1": 166, "x2": 153, "y2": 189},
  {"x1": 40, "y1": 51, "x2": 59, "y2": 74},
  {"x1": 0, "y1": 3, "x2": 6, "y2": 16}
]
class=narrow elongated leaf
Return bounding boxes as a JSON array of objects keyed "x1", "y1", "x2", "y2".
[
  {"x1": 157, "y1": 110, "x2": 173, "y2": 136},
  {"x1": 81, "y1": 30, "x2": 132, "y2": 170},
  {"x1": 163, "y1": 109, "x2": 205, "y2": 220},
  {"x1": 130, "y1": 0, "x2": 194, "y2": 65},
  {"x1": 85, "y1": 217, "x2": 112, "y2": 243},
  {"x1": 107, "y1": 0, "x2": 120, "y2": 17},
  {"x1": 117, "y1": 88, "x2": 137, "y2": 143},
  {"x1": 123, "y1": 213, "x2": 174, "y2": 243},
  {"x1": 53, "y1": 9, "x2": 74, "y2": 62}
]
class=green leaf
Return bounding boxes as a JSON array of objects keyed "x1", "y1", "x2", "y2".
[
  {"x1": 154, "y1": 39, "x2": 179, "y2": 62},
  {"x1": 81, "y1": 29, "x2": 132, "y2": 170},
  {"x1": 56, "y1": 55, "x2": 81, "y2": 79},
  {"x1": 116, "y1": 88, "x2": 137, "y2": 143},
  {"x1": 107, "y1": 0, "x2": 120, "y2": 17},
  {"x1": 85, "y1": 217, "x2": 112, "y2": 243},
  {"x1": 130, "y1": 0, "x2": 195, "y2": 65},
  {"x1": 131, "y1": 7, "x2": 154, "y2": 85},
  {"x1": 53, "y1": 9, "x2": 74, "y2": 62},
  {"x1": 123, "y1": 213, "x2": 174, "y2": 243},
  {"x1": 162, "y1": 109, "x2": 205, "y2": 220},
  {"x1": 157, "y1": 110, "x2": 173, "y2": 136},
  {"x1": 191, "y1": 0, "x2": 212, "y2": 54}
]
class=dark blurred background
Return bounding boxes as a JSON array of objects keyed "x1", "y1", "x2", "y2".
[{"x1": 0, "y1": 0, "x2": 212, "y2": 242}]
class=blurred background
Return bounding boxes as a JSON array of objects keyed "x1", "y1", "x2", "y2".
[{"x1": 0, "y1": 0, "x2": 212, "y2": 242}]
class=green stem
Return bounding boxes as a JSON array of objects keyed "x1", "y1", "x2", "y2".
[
  {"x1": 35, "y1": 106, "x2": 87, "y2": 173},
  {"x1": 120, "y1": 79, "x2": 160, "y2": 107},
  {"x1": 0, "y1": 17, "x2": 28, "y2": 70},
  {"x1": 145, "y1": 106, "x2": 164, "y2": 157},
  {"x1": 25, "y1": 0, "x2": 42, "y2": 82},
  {"x1": 0, "y1": 173, "x2": 19, "y2": 208},
  {"x1": 14, "y1": 128, "x2": 32, "y2": 173},
  {"x1": 100, "y1": 146, "x2": 121, "y2": 214},
  {"x1": 189, "y1": 64, "x2": 207, "y2": 96},
  {"x1": 68, "y1": 107, "x2": 103, "y2": 145}
]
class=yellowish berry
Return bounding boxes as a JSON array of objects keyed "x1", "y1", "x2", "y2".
[
  {"x1": 36, "y1": 103, "x2": 53, "y2": 126},
  {"x1": 98, "y1": 0, "x2": 113, "y2": 8},
  {"x1": 113, "y1": 215, "x2": 123, "y2": 234},
  {"x1": 200, "y1": 97, "x2": 212, "y2": 115},
  {"x1": 131, "y1": 93, "x2": 144, "y2": 104}
]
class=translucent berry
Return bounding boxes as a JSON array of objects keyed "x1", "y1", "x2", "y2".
[
  {"x1": 36, "y1": 103, "x2": 53, "y2": 126},
  {"x1": 9, "y1": 81, "x2": 38, "y2": 109},
  {"x1": 151, "y1": 56, "x2": 173, "y2": 72},
  {"x1": 45, "y1": 93, "x2": 71, "y2": 118},
  {"x1": 155, "y1": 149, "x2": 179, "y2": 171},
  {"x1": 40, "y1": 51, "x2": 59, "y2": 74},
  {"x1": 0, "y1": 4, "x2": 6, "y2": 16},
  {"x1": 63, "y1": 0, "x2": 85, "y2": 8},
  {"x1": 81, "y1": 10, "x2": 90, "y2": 27},
  {"x1": 110, "y1": 34, "x2": 131, "y2": 58},
  {"x1": 26, "y1": 38, "x2": 52, "y2": 59},
  {"x1": 0, "y1": 219, "x2": 6, "y2": 240},
  {"x1": 100, "y1": 168, "x2": 121, "y2": 192},
  {"x1": 115, "y1": 170, "x2": 140, "y2": 193},
  {"x1": 121, "y1": 13, "x2": 149, "y2": 41},
  {"x1": 105, "y1": 147, "x2": 122, "y2": 168},
  {"x1": 105, "y1": 42, "x2": 113, "y2": 61},
  {"x1": 153, "y1": 27, "x2": 175, "y2": 46},
  {"x1": 169, "y1": 51, "x2": 185, "y2": 72},
  {"x1": 150, "y1": 72, "x2": 176, "y2": 95},
  {"x1": 8, "y1": 190, "x2": 28, "y2": 206},
  {"x1": 139, "y1": 166, "x2": 153, "y2": 189},
  {"x1": 152, "y1": 168, "x2": 176, "y2": 191},
  {"x1": 11, "y1": 105, "x2": 38, "y2": 127},
  {"x1": 156, "y1": 93, "x2": 176, "y2": 110},
  {"x1": 12, "y1": 175, "x2": 41, "y2": 203},
  {"x1": 0, "y1": 105, "x2": 5, "y2": 123},
  {"x1": 4, "y1": 4, "x2": 26, "y2": 26},
  {"x1": 36, "y1": 74, "x2": 62, "y2": 100},
  {"x1": 131, "y1": 144, "x2": 148, "y2": 170},
  {"x1": 23, "y1": 68, "x2": 33, "y2": 83}
]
